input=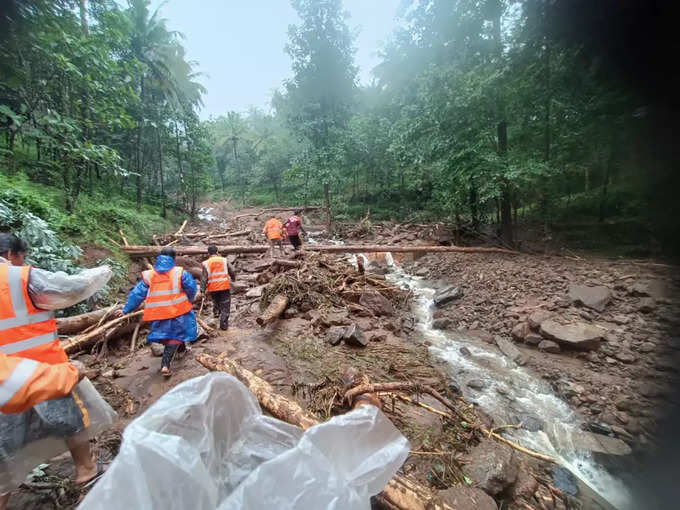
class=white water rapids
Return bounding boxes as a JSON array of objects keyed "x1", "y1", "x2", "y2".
[{"x1": 372, "y1": 253, "x2": 632, "y2": 510}]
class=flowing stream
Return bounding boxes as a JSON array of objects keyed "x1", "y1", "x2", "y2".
[{"x1": 375, "y1": 254, "x2": 632, "y2": 510}]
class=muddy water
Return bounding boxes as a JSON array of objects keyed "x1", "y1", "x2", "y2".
[{"x1": 382, "y1": 255, "x2": 631, "y2": 510}]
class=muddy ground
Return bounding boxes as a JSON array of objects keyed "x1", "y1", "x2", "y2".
[{"x1": 9, "y1": 201, "x2": 679, "y2": 509}]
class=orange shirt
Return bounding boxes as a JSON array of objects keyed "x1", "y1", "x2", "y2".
[{"x1": 263, "y1": 218, "x2": 284, "y2": 240}]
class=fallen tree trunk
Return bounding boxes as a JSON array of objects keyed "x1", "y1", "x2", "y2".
[
  {"x1": 196, "y1": 353, "x2": 452, "y2": 510},
  {"x1": 61, "y1": 310, "x2": 144, "y2": 354},
  {"x1": 57, "y1": 309, "x2": 109, "y2": 336},
  {"x1": 256, "y1": 294, "x2": 288, "y2": 326},
  {"x1": 271, "y1": 259, "x2": 301, "y2": 268},
  {"x1": 122, "y1": 244, "x2": 518, "y2": 257}
]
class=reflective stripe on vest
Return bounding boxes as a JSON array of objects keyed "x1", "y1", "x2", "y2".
[
  {"x1": 0, "y1": 358, "x2": 39, "y2": 408},
  {"x1": 0, "y1": 265, "x2": 59, "y2": 358},
  {"x1": 203, "y1": 257, "x2": 230, "y2": 292},
  {"x1": 142, "y1": 266, "x2": 192, "y2": 321}
]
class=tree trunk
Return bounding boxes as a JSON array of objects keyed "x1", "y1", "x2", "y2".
[
  {"x1": 157, "y1": 126, "x2": 166, "y2": 218},
  {"x1": 79, "y1": 0, "x2": 89, "y2": 36},
  {"x1": 256, "y1": 295, "x2": 288, "y2": 326},
  {"x1": 123, "y1": 244, "x2": 519, "y2": 257},
  {"x1": 56, "y1": 309, "x2": 109, "y2": 336},
  {"x1": 599, "y1": 141, "x2": 615, "y2": 223},
  {"x1": 497, "y1": 120, "x2": 513, "y2": 247},
  {"x1": 136, "y1": 76, "x2": 145, "y2": 212},
  {"x1": 323, "y1": 182, "x2": 332, "y2": 235}
]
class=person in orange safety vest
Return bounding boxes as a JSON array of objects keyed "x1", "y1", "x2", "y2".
[
  {"x1": 0, "y1": 233, "x2": 111, "y2": 509},
  {"x1": 263, "y1": 216, "x2": 285, "y2": 258},
  {"x1": 201, "y1": 246, "x2": 236, "y2": 331},
  {"x1": 116, "y1": 246, "x2": 197, "y2": 377}
]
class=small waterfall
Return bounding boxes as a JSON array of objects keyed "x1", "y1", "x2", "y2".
[{"x1": 382, "y1": 257, "x2": 631, "y2": 510}]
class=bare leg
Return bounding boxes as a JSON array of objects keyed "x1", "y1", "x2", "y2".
[
  {"x1": 66, "y1": 430, "x2": 97, "y2": 484},
  {"x1": 0, "y1": 492, "x2": 11, "y2": 510}
]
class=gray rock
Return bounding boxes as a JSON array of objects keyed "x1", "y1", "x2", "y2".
[
  {"x1": 150, "y1": 343, "x2": 164, "y2": 357},
  {"x1": 322, "y1": 311, "x2": 351, "y2": 327},
  {"x1": 437, "y1": 487, "x2": 498, "y2": 510},
  {"x1": 639, "y1": 342, "x2": 655, "y2": 353},
  {"x1": 568, "y1": 284, "x2": 612, "y2": 312},
  {"x1": 614, "y1": 351, "x2": 636, "y2": 364},
  {"x1": 463, "y1": 439, "x2": 518, "y2": 496},
  {"x1": 326, "y1": 326, "x2": 345, "y2": 346},
  {"x1": 566, "y1": 431, "x2": 632, "y2": 456},
  {"x1": 459, "y1": 346, "x2": 472, "y2": 357},
  {"x1": 343, "y1": 323, "x2": 368, "y2": 347},
  {"x1": 494, "y1": 336, "x2": 526, "y2": 365},
  {"x1": 552, "y1": 466, "x2": 578, "y2": 496},
  {"x1": 359, "y1": 291, "x2": 394, "y2": 316},
  {"x1": 467, "y1": 379, "x2": 487, "y2": 391},
  {"x1": 433, "y1": 285, "x2": 463, "y2": 307},
  {"x1": 629, "y1": 280, "x2": 666, "y2": 299},
  {"x1": 432, "y1": 318, "x2": 453, "y2": 330},
  {"x1": 538, "y1": 340, "x2": 561, "y2": 353},
  {"x1": 511, "y1": 321, "x2": 530, "y2": 341},
  {"x1": 610, "y1": 314, "x2": 630, "y2": 325},
  {"x1": 539, "y1": 320, "x2": 604, "y2": 350},
  {"x1": 528, "y1": 309, "x2": 553, "y2": 330},
  {"x1": 638, "y1": 297, "x2": 656, "y2": 313},
  {"x1": 525, "y1": 333, "x2": 543, "y2": 346}
]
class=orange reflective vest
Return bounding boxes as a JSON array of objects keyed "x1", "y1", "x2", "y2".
[
  {"x1": 202, "y1": 256, "x2": 231, "y2": 292},
  {"x1": 0, "y1": 353, "x2": 79, "y2": 414},
  {"x1": 141, "y1": 266, "x2": 192, "y2": 321},
  {"x1": 263, "y1": 218, "x2": 284, "y2": 240},
  {"x1": 0, "y1": 264, "x2": 66, "y2": 365}
]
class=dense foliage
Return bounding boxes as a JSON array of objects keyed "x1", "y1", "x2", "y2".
[
  {"x1": 0, "y1": 0, "x2": 213, "y2": 220},
  {"x1": 205, "y1": 0, "x2": 676, "y2": 253}
]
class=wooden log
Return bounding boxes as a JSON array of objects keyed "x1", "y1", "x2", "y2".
[
  {"x1": 118, "y1": 229, "x2": 129, "y2": 247},
  {"x1": 256, "y1": 294, "x2": 288, "y2": 326},
  {"x1": 175, "y1": 219, "x2": 188, "y2": 236},
  {"x1": 196, "y1": 353, "x2": 452, "y2": 510},
  {"x1": 57, "y1": 309, "x2": 109, "y2": 336},
  {"x1": 271, "y1": 259, "x2": 301, "y2": 268},
  {"x1": 130, "y1": 321, "x2": 142, "y2": 353},
  {"x1": 61, "y1": 310, "x2": 144, "y2": 354},
  {"x1": 122, "y1": 244, "x2": 518, "y2": 257}
]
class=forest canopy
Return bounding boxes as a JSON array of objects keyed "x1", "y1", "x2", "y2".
[{"x1": 1, "y1": 0, "x2": 677, "y2": 254}]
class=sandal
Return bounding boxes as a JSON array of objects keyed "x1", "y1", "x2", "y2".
[{"x1": 76, "y1": 460, "x2": 109, "y2": 490}]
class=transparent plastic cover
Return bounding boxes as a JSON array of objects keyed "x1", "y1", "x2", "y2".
[
  {"x1": 29, "y1": 265, "x2": 112, "y2": 310},
  {"x1": 79, "y1": 373, "x2": 409, "y2": 510}
]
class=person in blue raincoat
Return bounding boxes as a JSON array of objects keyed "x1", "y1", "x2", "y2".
[{"x1": 116, "y1": 247, "x2": 197, "y2": 376}]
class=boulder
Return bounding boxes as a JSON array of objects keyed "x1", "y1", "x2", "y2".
[
  {"x1": 494, "y1": 336, "x2": 526, "y2": 365},
  {"x1": 614, "y1": 350, "x2": 636, "y2": 364},
  {"x1": 638, "y1": 297, "x2": 656, "y2": 314},
  {"x1": 322, "y1": 310, "x2": 351, "y2": 327},
  {"x1": 463, "y1": 439, "x2": 518, "y2": 496},
  {"x1": 437, "y1": 487, "x2": 498, "y2": 510},
  {"x1": 343, "y1": 323, "x2": 368, "y2": 347},
  {"x1": 568, "y1": 284, "x2": 612, "y2": 312},
  {"x1": 552, "y1": 466, "x2": 578, "y2": 496},
  {"x1": 359, "y1": 291, "x2": 394, "y2": 316},
  {"x1": 150, "y1": 343, "x2": 164, "y2": 357},
  {"x1": 432, "y1": 318, "x2": 453, "y2": 330},
  {"x1": 434, "y1": 285, "x2": 463, "y2": 307},
  {"x1": 528, "y1": 309, "x2": 553, "y2": 330},
  {"x1": 368, "y1": 330, "x2": 388, "y2": 342},
  {"x1": 567, "y1": 431, "x2": 632, "y2": 456},
  {"x1": 511, "y1": 470, "x2": 539, "y2": 500},
  {"x1": 525, "y1": 333, "x2": 543, "y2": 346},
  {"x1": 629, "y1": 280, "x2": 666, "y2": 299},
  {"x1": 538, "y1": 340, "x2": 561, "y2": 354},
  {"x1": 326, "y1": 326, "x2": 345, "y2": 346},
  {"x1": 469, "y1": 329, "x2": 494, "y2": 344},
  {"x1": 639, "y1": 342, "x2": 655, "y2": 353},
  {"x1": 511, "y1": 322, "x2": 530, "y2": 341},
  {"x1": 467, "y1": 379, "x2": 487, "y2": 391},
  {"x1": 539, "y1": 320, "x2": 604, "y2": 350}
]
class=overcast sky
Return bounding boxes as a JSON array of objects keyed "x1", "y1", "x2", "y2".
[{"x1": 154, "y1": 0, "x2": 401, "y2": 119}]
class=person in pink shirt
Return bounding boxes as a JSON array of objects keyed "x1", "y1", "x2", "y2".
[{"x1": 283, "y1": 210, "x2": 307, "y2": 251}]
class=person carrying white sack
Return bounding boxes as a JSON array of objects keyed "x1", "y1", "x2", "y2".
[{"x1": 0, "y1": 233, "x2": 112, "y2": 509}]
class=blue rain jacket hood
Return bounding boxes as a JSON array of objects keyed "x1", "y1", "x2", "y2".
[{"x1": 122, "y1": 254, "x2": 198, "y2": 343}]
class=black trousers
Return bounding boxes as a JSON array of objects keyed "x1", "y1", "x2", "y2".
[{"x1": 210, "y1": 289, "x2": 231, "y2": 330}]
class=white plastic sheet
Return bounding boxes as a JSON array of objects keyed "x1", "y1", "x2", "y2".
[
  {"x1": 79, "y1": 373, "x2": 410, "y2": 510},
  {"x1": 0, "y1": 378, "x2": 117, "y2": 492},
  {"x1": 29, "y1": 265, "x2": 112, "y2": 310}
]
